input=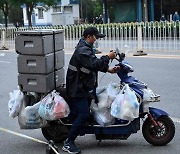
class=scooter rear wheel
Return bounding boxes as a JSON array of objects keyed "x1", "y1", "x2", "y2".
[
  {"x1": 142, "y1": 115, "x2": 175, "y2": 146},
  {"x1": 41, "y1": 121, "x2": 69, "y2": 143}
]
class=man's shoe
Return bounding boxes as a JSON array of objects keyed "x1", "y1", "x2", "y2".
[{"x1": 62, "y1": 140, "x2": 81, "y2": 154}]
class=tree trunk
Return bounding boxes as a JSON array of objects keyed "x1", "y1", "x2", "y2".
[
  {"x1": 1, "y1": 2, "x2": 9, "y2": 28},
  {"x1": 4, "y1": 14, "x2": 8, "y2": 28},
  {"x1": 26, "y1": 3, "x2": 34, "y2": 27}
]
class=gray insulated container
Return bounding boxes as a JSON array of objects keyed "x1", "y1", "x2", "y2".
[
  {"x1": 15, "y1": 29, "x2": 64, "y2": 55},
  {"x1": 55, "y1": 32, "x2": 64, "y2": 50},
  {"x1": 15, "y1": 35, "x2": 53, "y2": 55},
  {"x1": 17, "y1": 50, "x2": 64, "y2": 74},
  {"x1": 18, "y1": 68, "x2": 65, "y2": 93}
]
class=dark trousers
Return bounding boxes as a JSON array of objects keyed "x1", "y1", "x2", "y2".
[{"x1": 67, "y1": 97, "x2": 90, "y2": 142}]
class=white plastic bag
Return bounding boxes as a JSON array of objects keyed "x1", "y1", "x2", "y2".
[
  {"x1": 18, "y1": 100, "x2": 47, "y2": 129},
  {"x1": 97, "y1": 89, "x2": 109, "y2": 108},
  {"x1": 142, "y1": 88, "x2": 155, "y2": 102},
  {"x1": 110, "y1": 93, "x2": 124, "y2": 118},
  {"x1": 8, "y1": 89, "x2": 24, "y2": 118},
  {"x1": 90, "y1": 101, "x2": 115, "y2": 127},
  {"x1": 111, "y1": 84, "x2": 139, "y2": 121},
  {"x1": 38, "y1": 91, "x2": 70, "y2": 121},
  {"x1": 97, "y1": 82, "x2": 120, "y2": 109},
  {"x1": 106, "y1": 82, "x2": 120, "y2": 99}
]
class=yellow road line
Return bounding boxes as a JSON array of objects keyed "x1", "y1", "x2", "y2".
[{"x1": 0, "y1": 127, "x2": 59, "y2": 154}]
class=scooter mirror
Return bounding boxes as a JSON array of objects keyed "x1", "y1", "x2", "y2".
[{"x1": 115, "y1": 48, "x2": 120, "y2": 55}]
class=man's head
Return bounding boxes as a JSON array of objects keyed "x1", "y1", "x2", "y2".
[{"x1": 83, "y1": 27, "x2": 106, "y2": 44}]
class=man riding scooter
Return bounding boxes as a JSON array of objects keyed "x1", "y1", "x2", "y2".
[{"x1": 63, "y1": 27, "x2": 118, "y2": 154}]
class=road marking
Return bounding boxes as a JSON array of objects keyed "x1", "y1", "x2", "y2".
[
  {"x1": 0, "y1": 53, "x2": 5, "y2": 56},
  {"x1": 0, "y1": 127, "x2": 59, "y2": 154},
  {"x1": 131, "y1": 54, "x2": 180, "y2": 59},
  {"x1": 65, "y1": 52, "x2": 180, "y2": 59},
  {"x1": 171, "y1": 117, "x2": 180, "y2": 123},
  {"x1": 0, "y1": 60, "x2": 11, "y2": 64}
]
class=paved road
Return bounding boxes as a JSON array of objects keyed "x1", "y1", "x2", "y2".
[
  {"x1": 1, "y1": 39, "x2": 180, "y2": 52},
  {"x1": 0, "y1": 49, "x2": 180, "y2": 154}
]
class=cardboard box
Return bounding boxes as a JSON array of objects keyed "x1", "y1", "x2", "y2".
[
  {"x1": 17, "y1": 50, "x2": 64, "y2": 74},
  {"x1": 18, "y1": 68, "x2": 65, "y2": 93}
]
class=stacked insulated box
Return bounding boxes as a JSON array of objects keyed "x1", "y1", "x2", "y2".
[{"x1": 15, "y1": 30, "x2": 65, "y2": 94}]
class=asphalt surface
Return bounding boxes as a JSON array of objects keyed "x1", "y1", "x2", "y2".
[{"x1": 0, "y1": 49, "x2": 180, "y2": 154}]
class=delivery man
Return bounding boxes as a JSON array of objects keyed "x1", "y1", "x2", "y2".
[{"x1": 63, "y1": 27, "x2": 117, "y2": 154}]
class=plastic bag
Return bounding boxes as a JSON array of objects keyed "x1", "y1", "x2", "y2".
[
  {"x1": 97, "y1": 82, "x2": 120, "y2": 109},
  {"x1": 111, "y1": 84, "x2": 139, "y2": 121},
  {"x1": 142, "y1": 88, "x2": 155, "y2": 102},
  {"x1": 38, "y1": 91, "x2": 70, "y2": 121},
  {"x1": 106, "y1": 82, "x2": 120, "y2": 99},
  {"x1": 18, "y1": 100, "x2": 47, "y2": 129},
  {"x1": 90, "y1": 101, "x2": 115, "y2": 127},
  {"x1": 8, "y1": 89, "x2": 24, "y2": 118}
]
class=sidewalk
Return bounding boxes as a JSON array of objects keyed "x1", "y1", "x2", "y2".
[
  {"x1": 1, "y1": 48, "x2": 180, "y2": 60},
  {"x1": 1, "y1": 39, "x2": 180, "y2": 53}
]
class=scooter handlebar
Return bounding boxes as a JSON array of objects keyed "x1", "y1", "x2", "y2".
[{"x1": 110, "y1": 48, "x2": 125, "y2": 62}]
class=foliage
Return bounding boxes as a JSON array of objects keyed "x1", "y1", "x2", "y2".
[
  {"x1": 93, "y1": 0, "x2": 102, "y2": 17},
  {"x1": 13, "y1": 0, "x2": 57, "y2": 6},
  {"x1": 9, "y1": 4, "x2": 23, "y2": 27},
  {"x1": 107, "y1": 1, "x2": 115, "y2": 22},
  {"x1": 80, "y1": 0, "x2": 103, "y2": 23},
  {"x1": 0, "y1": 10, "x2": 4, "y2": 24},
  {"x1": 80, "y1": 0, "x2": 93, "y2": 22},
  {"x1": 0, "y1": 0, "x2": 14, "y2": 27},
  {"x1": 11, "y1": 0, "x2": 58, "y2": 26},
  {"x1": 80, "y1": 0, "x2": 114, "y2": 23}
]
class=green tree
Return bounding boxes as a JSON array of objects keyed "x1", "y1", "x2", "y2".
[
  {"x1": 0, "y1": 0, "x2": 13, "y2": 27},
  {"x1": 12, "y1": 0, "x2": 57, "y2": 27},
  {"x1": 93, "y1": 0, "x2": 102, "y2": 18},
  {"x1": 107, "y1": 1, "x2": 115, "y2": 22},
  {"x1": 9, "y1": 4, "x2": 23, "y2": 27},
  {"x1": 80, "y1": 0, "x2": 94, "y2": 23},
  {"x1": 80, "y1": 0, "x2": 103, "y2": 23}
]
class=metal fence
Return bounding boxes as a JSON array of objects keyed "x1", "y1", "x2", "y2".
[{"x1": 0, "y1": 21, "x2": 180, "y2": 52}]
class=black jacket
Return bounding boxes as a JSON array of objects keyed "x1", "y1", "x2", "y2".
[{"x1": 66, "y1": 38, "x2": 110, "y2": 98}]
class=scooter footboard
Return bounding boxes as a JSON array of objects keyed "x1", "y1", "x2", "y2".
[
  {"x1": 149, "y1": 107, "x2": 169, "y2": 119},
  {"x1": 80, "y1": 118, "x2": 140, "y2": 136}
]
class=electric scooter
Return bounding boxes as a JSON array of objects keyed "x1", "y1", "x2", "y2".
[{"x1": 41, "y1": 49, "x2": 175, "y2": 146}]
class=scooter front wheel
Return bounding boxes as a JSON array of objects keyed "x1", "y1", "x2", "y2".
[
  {"x1": 142, "y1": 115, "x2": 175, "y2": 146},
  {"x1": 41, "y1": 121, "x2": 69, "y2": 143}
]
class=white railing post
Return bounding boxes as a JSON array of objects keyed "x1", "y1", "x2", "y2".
[
  {"x1": 133, "y1": 25, "x2": 147, "y2": 56},
  {"x1": 0, "y1": 22, "x2": 179, "y2": 52},
  {"x1": 79, "y1": 26, "x2": 81, "y2": 39},
  {"x1": 137, "y1": 26, "x2": 142, "y2": 51},
  {"x1": 75, "y1": 25, "x2": 78, "y2": 40},
  {"x1": 0, "y1": 29, "x2": 9, "y2": 50},
  {"x1": 173, "y1": 22, "x2": 177, "y2": 50},
  {"x1": 128, "y1": 23, "x2": 131, "y2": 48},
  {"x1": 179, "y1": 21, "x2": 180, "y2": 39}
]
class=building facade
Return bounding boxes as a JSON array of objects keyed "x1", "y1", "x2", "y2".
[
  {"x1": 104, "y1": 0, "x2": 180, "y2": 23},
  {"x1": 22, "y1": 0, "x2": 79, "y2": 26}
]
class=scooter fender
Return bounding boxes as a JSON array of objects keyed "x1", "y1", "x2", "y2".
[{"x1": 149, "y1": 107, "x2": 169, "y2": 119}]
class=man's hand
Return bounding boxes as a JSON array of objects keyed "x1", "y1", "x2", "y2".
[
  {"x1": 107, "y1": 51, "x2": 116, "y2": 59},
  {"x1": 108, "y1": 66, "x2": 121, "y2": 73}
]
